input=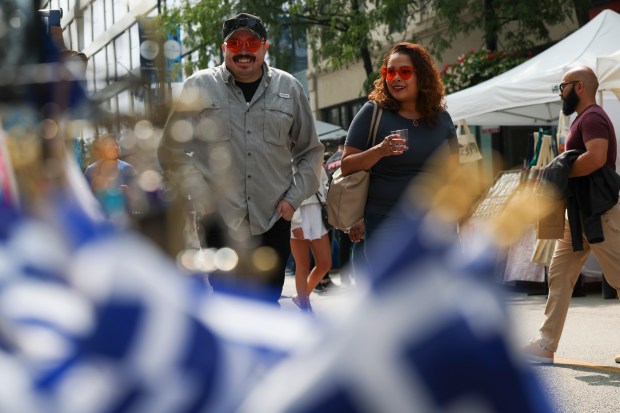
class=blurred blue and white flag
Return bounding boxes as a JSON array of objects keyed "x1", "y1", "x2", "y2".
[
  {"x1": 0, "y1": 176, "x2": 552, "y2": 412},
  {"x1": 236, "y1": 201, "x2": 553, "y2": 413},
  {"x1": 0, "y1": 200, "x2": 316, "y2": 413}
]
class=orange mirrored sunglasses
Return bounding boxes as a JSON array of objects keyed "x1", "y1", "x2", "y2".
[
  {"x1": 225, "y1": 38, "x2": 265, "y2": 53},
  {"x1": 381, "y1": 66, "x2": 415, "y2": 81}
]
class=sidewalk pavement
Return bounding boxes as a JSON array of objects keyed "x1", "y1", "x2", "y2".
[
  {"x1": 281, "y1": 273, "x2": 620, "y2": 413},
  {"x1": 507, "y1": 291, "x2": 620, "y2": 413},
  {"x1": 279, "y1": 271, "x2": 361, "y2": 318},
  {"x1": 508, "y1": 290, "x2": 620, "y2": 367},
  {"x1": 283, "y1": 273, "x2": 620, "y2": 369}
]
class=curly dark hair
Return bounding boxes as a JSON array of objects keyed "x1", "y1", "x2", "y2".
[{"x1": 368, "y1": 42, "x2": 446, "y2": 126}]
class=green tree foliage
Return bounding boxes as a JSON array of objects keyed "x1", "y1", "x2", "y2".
[
  {"x1": 161, "y1": 0, "x2": 235, "y2": 77},
  {"x1": 161, "y1": 0, "x2": 425, "y2": 83},
  {"x1": 430, "y1": 0, "x2": 580, "y2": 57},
  {"x1": 431, "y1": 0, "x2": 592, "y2": 93},
  {"x1": 161, "y1": 0, "x2": 592, "y2": 94}
]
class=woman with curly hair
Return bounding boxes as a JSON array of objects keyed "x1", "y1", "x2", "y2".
[{"x1": 341, "y1": 42, "x2": 459, "y2": 267}]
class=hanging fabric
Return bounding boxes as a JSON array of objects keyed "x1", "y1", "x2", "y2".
[
  {"x1": 528, "y1": 131, "x2": 543, "y2": 168},
  {"x1": 531, "y1": 130, "x2": 559, "y2": 265},
  {"x1": 528, "y1": 130, "x2": 554, "y2": 168},
  {"x1": 556, "y1": 111, "x2": 570, "y2": 154},
  {"x1": 535, "y1": 132, "x2": 555, "y2": 168}
]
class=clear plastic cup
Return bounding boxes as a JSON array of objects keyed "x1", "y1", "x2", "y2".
[{"x1": 390, "y1": 129, "x2": 408, "y2": 151}]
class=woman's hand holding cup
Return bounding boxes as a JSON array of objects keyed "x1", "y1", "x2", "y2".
[{"x1": 382, "y1": 129, "x2": 408, "y2": 155}]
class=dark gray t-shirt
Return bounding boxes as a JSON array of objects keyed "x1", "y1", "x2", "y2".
[{"x1": 345, "y1": 101, "x2": 458, "y2": 215}]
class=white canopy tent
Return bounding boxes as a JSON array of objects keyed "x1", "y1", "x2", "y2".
[
  {"x1": 597, "y1": 50, "x2": 620, "y2": 100},
  {"x1": 449, "y1": 10, "x2": 620, "y2": 282},
  {"x1": 445, "y1": 9, "x2": 620, "y2": 127}
]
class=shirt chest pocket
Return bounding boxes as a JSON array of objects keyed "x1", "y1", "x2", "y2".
[
  {"x1": 264, "y1": 95, "x2": 294, "y2": 146},
  {"x1": 196, "y1": 100, "x2": 231, "y2": 143}
]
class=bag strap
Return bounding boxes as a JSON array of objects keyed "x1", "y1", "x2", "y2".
[
  {"x1": 315, "y1": 192, "x2": 325, "y2": 205},
  {"x1": 457, "y1": 119, "x2": 472, "y2": 137},
  {"x1": 330, "y1": 102, "x2": 382, "y2": 181},
  {"x1": 366, "y1": 101, "x2": 383, "y2": 150}
]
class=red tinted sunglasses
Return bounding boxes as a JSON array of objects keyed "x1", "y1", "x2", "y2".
[
  {"x1": 225, "y1": 38, "x2": 265, "y2": 53},
  {"x1": 381, "y1": 66, "x2": 415, "y2": 81}
]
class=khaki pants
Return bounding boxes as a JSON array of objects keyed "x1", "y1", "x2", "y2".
[{"x1": 539, "y1": 201, "x2": 620, "y2": 352}]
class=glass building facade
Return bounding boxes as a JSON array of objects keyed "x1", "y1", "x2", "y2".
[{"x1": 42, "y1": 0, "x2": 165, "y2": 133}]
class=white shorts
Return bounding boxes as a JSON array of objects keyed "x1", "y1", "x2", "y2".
[{"x1": 291, "y1": 203, "x2": 328, "y2": 240}]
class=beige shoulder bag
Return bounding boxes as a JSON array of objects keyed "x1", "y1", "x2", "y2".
[{"x1": 327, "y1": 102, "x2": 382, "y2": 230}]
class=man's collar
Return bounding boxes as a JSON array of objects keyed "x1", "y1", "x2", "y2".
[{"x1": 576, "y1": 102, "x2": 597, "y2": 116}]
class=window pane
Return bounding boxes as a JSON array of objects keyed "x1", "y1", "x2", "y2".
[
  {"x1": 68, "y1": 22, "x2": 78, "y2": 51},
  {"x1": 83, "y1": 5, "x2": 92, "y2": 49},
  {"x1": 104, "y1": 0, "x2": 115, "y2": 27},
  {"x1": 118, "y1": 90, "x2": 133, "y2": 116},
  {"x1": 107, "y1": 44, "x2": 116, "y2": 81},
  {"x1": 115, "y1": 32, "x2": 130, "y2": 76},
  {"x1": 93, "y1": 50, "x2": 107, "y2": 90},
  {"x1": 114, "y1": 0, "x2": 128, "y2": 22},
  {"x1": 86, "y1": 60, "x2": 95, "y2": 94},
  {"x1": 326, "y1": 107, "x2": 340, "y2": 125},
  {"x1": 129, "y1": 24, "x2": 140, "y2": 70},
  {"x1": 108, "y1": 97, "x2": 118, "y2": 114},
  {"x1": 127, "y1": 0, "x2": 144, "y2": 11},
  {"x1": 92, "y1": 0, "x2": 105, "y2": 40}
]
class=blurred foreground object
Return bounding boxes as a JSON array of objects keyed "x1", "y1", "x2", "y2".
[
  {"x1": 237, "y1": 164, "x2": 553, "y2": 412},
  {"x1": 0, "y1": 152, "x2": 553, "y2": 412},
  {"x1": 1, "y1": 0, "x2": 99, "y2": 218},
  {"x1": 0, "y1": 198, "x2": 316, "y2": 413}
]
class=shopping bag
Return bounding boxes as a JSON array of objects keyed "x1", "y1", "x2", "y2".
[
  {"x1": 456, "y1": 119, "x2": 483, "y2": 163},
  {"x1": 536, "y1": 196, "x2": 565, "y2": 239},
  {"x1": 326, "y1": 168, "x2": 369, "y2": 230},
  {"x1": 531, "y1": 238, "x2": 556, "y2": 266},
  {"x1": 327, "y1": 102, "x2": 382, "y2": 230},
  {"x1": 534, "y1": 131, "x2": 563, "y2": 239}
]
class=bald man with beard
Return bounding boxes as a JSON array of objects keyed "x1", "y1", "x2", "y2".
[{"x1": 525, "y1": 66, "x2": 620, "y2": 364}]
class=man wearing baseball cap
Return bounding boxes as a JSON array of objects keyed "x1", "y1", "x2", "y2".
[
  {"x1": 159, "y1": 12, "x2": 324, "y2": 304},
  {"x1": 223, "y1": 13, "x2": 268, "y2": 42}
]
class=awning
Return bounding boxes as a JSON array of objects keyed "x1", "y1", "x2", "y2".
[{"x1": 315, "y1": 120, "x2": 347, "y2": 142}]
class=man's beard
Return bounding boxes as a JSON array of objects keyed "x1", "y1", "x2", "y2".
[{"x1": 562, "y1": 87, "x2": 579, "y2": 116}]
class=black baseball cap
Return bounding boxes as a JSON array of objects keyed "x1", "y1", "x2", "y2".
[{"x1": 223, "y1": 13, "x2": 268, "y2": 41}]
